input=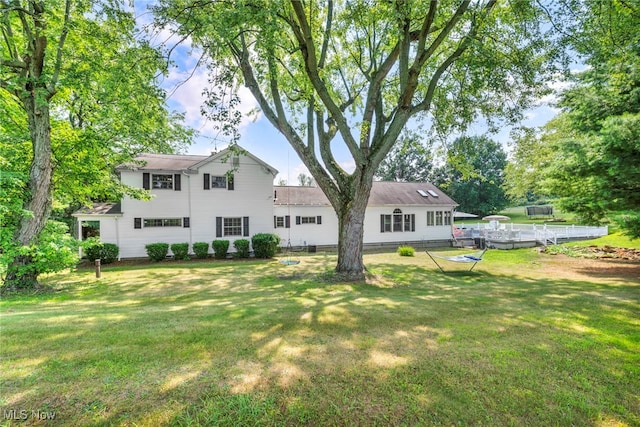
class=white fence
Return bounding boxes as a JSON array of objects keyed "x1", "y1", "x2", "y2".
[{"x1": 454, "y1": 223, "x2": 608, "y2": 246}]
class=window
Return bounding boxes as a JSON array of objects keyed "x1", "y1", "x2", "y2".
[
  {"x1": 301, "y1": 216, "x2": 316, "y2": 224},
  {"x1": 444, "y1": 211, "x2": 452, "y2": 225},
  {"x1": 381, "y1": 211, "x2": 415, "y2": 232},
  {"x1": 381, "y1": 215, "x2": 392, "y2": 232},
  {"x1": 223, "y1": 217, "x2": 242, "y2": 235},
  {"x1": 274, "y1": 216, "x2": 290, "y2": 228},
  {"x1": 216, "y1": 217, "x2": 249, "y2": 237},
  {"x1": 211, "y1": 175, "x2": 227, "y2": 189},
  {"x1": 404, "y1": 214, "x2": 415, "y2": 232},
  {"x1": 393, "y1": 209, "x2": 403, "y2": 231},
  {"x1": 427, "y1": 211, "x2": 449, "y2": 227},
  {"x1": 295, "y1": 216, "x2": 322, "y2": 225},
  {"x1": 427, "y1": 211, "x2": 435, "y2": 226},
  {"x1": 152, "y1": 174, "x2": 173, "y2": 189},
  {"x1": 143, "y1": 218, "x2": 182, "y2": 227}
]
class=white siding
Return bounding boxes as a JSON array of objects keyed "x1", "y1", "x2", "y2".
[
  {"x1": 274, "y1": 205, "x2": 455, "y2": 248},
  {"x1": 273, "y1": 206, "x2": 337, "y2": 247},
  {"x1": 115, "y1": 153, "x2": 275, "y2": 257},
  {"x1": 366, "y1": 206, "x2": 454, "y2": 244}
]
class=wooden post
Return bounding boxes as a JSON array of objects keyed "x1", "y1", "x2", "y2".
[{"x1": 95, "y1": 259, "x2": 101, "y2": 278}]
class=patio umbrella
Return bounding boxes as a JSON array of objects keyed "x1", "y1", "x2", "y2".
[
  {"x1": 454, "y1": 211, "x2": 478, "y2": 219},
  {"x1": 482, "y1": 214, "x2": 511, "y2": 221}
]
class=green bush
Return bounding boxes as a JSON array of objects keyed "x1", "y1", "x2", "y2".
[
  {"x1": 145, "y1": 243, "x2": 169, "y2": 262},
  {"x1": 212, "y1": 240, "x2": 229, "y2": 259},
  {"x1": 83, "y1": 239, "x2": 119, "y2": 264},
  {"x1": 170, "y1": 243, "x2": 190, "y2": 260},
  {"x1": 233, "y1": 239, "x2": 250, "y2": 258},
  {"x1": 0, "y1": 221, "x2": 79, "y2": 288},
  {"x1": 397, "y1": 246, "x2": 415, "y2": 257},
  {"x1": 251, "y1": 233, "x2": 281, "y2": 258},
  {"x1": 192, "y1": 242, "x2": 209, "y2": 259}
]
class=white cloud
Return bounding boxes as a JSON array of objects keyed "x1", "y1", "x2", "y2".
[{"x1": 163, "y1": 57, "x2": 261, "y2": 141}]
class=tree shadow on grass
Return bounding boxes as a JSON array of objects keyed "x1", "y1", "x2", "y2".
[{"x1": 2, "y1": 256, "x2": 639, "y2": 426}]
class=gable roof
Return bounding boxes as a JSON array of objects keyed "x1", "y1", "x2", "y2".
[
  {"x1": 72, "y1": 202, "x2": 122, "y2": 216},
  {"x1": 274, "y1": 182, "x2": 457, "y2": 207},
  {"x1": 115, "y1": 146, "x2": 278, "y2": 176},
  {"x1": 116, "y1": 153, "x2": 208, "y2": 171}
]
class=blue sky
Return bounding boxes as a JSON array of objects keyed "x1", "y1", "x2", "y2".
[{"x1": 136, "y1": 2, "x2": 566, "y2": 185}]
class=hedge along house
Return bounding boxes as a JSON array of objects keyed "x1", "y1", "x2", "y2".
[
  {"x1": 73, "y1": 146, "x2": 458, "y2": 259},
  {"x1": 273, "y1": 182, "x2": 458, "y2": 252}
]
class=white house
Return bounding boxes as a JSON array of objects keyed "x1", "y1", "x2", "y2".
[
  {"x1": 273, "y1": 182, "x2": 457, "y2": 251},
  {"x1": 73, "y1": 146, "x2": 458, "y2": 258}
]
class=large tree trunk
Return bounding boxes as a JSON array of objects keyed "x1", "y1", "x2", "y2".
[
  {"x1": 333, "y1": 177, "x2": 373, "y2": 281},
  {"x1": 3, "y1": 93, "x2": 54, "y2": 290}
]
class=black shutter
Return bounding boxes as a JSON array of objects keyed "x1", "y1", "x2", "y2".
[
  {"x1": 143, "y1": 173, "x2": 150, "y2": 190},
  {"x1": 134, "y1": 218, "x2": 142, "y2": 229},
  {"x1": 316, "y1": 216, "x2": 322, "y2": 225},
  {"x1": 380, "y1": 215, "x2": 385, "y2": 233},
  {"x1": 174, "y1": 174, "x2": 181, "y2": 191},
  {"x1": 296, "y1": 216, "x2": 301, "y2": 225},
  {"x1": 183, "y1": 217, "x2": 190, "y2": 228},
  {"x1": 411, "y1": 214, "x2": 415, "y2": 232},
  {"x1": 285, "y1": 215, "x2": 290, "y2": 228},
  {"x1": 228, "y1": 174, "x2": 234, "y2": 191},
  {"x1": 243, "y1": 216, "x2": 249, "y2": 236},
  {"x1": 274, "y1": 216, "x2": 277, "y2": 228},
  {"x1": 216, "y1": 217, "x2": 222, "y2": 237},
  {"x1": 204, "y1": 173, "x2": 210, "y2": 190}
]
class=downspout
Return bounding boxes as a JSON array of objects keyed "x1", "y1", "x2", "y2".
[
  {"x1": 115, "y1": 217, "x2": 121, "y2": 261},
  {"x1": 77, "y1": 216, "x2": 83, "y2": 259},
  {"x1": 184, "y1": 171, "x2": 192, "y2": 253}
]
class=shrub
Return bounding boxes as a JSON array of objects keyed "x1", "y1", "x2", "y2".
[
  {"x1": 252, "y1": 233, "x2": 281, "y2": 258},
  {"x1": 101, "y1": 243, "x2": 119, "y2": 264},
  {"x1": 192, "y1": 242, "x2": 209, "y2": 259},
  {"x1": 145, "y1": 243, "x2": 169, "y2": 262},
  {"x1": 212, "y1": 240, "x2": 229, "y2": 259},
  {"x1": 233, "y1": 239, "x2": 250, "y2": 258},
  {"x1": 170, "y1": 243, "x2": 190, "y2": 260},
  {"x1": 83, "y1": 239, "x2": 119, "y2": 264},
  {"x1": 2, "y1": 221, "x2": 80, "y2": 284},
  {"x1": 397, "y1": 246, "x2": 415, "y2": 257}
]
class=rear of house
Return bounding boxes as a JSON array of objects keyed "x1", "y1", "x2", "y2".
[
  {"x1": 273, "y1": 182, "x2": 457, "y2": 251},
  {"x1": 74, "y1": 147, "x2": 458, "y2": 259}
]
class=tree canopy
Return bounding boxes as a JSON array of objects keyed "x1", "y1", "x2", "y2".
[
  {"x1": 154, "y1": 0, "x2": 561, "y2": 279},
  {"x1": 1, "y1": 0, "x2": 192, "y2": 289},
  {"x1": 434, "y1": 136, "x2": 508, "y2": 216},
  {"x1": 505, "y1": 0, "x2": 640, "y2": 238},
  {"x1": 375, "y1": 132, "x2": 435, "y2": 182}
]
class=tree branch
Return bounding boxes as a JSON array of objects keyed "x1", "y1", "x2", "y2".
[
  {"x1": 50, "y1": 0, "x2": 71, "y2": 92},
  {"x1": 290, "y1": 0, "x2": 362, "y2": 163}
]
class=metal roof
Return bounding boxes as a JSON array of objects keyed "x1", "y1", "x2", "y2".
[
  {"x1": 274, "y1": 182, "x2": 457, "y2": 207},
  {"x1": 115, "y1": 146, "x2": 278, "y2": 176},
  {"x1": 72, "y1": 202, "x2": 122, "y2": 216},
  {"x1": 116, "y1": 153, "x2": 208, "y2": 171}
]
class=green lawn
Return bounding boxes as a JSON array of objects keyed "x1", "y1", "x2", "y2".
[{"x1": 1, "y1": 248, "x2": 639, "y2": 426}]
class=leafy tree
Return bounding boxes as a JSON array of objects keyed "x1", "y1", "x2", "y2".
[
  {"x1": 0, "y1": 1, "x2": 191, "y2": 289},
  {"x1": 298, "y1": 173, "x2": 315, "y2": 187},
  {"x1": 375, "y1": 132, "x2": 435, "y2": 182},
  {"x1": 154, "y1": 0, "x2": 562, "y2": 279},
  {"x1": 513, "y1": 0, "x2": 640, "y2": 237},
  {"x1": 434, "y1": 136, "x2": 508, "y2": 216}
]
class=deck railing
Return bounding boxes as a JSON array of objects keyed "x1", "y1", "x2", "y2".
[{"x1": 454, "y1": 223, "x2": 608, "y2": 245}]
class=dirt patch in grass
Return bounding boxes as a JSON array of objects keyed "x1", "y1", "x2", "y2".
[{"x1": 542, "y1": 244, "x2": 640, "y2": 260}]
